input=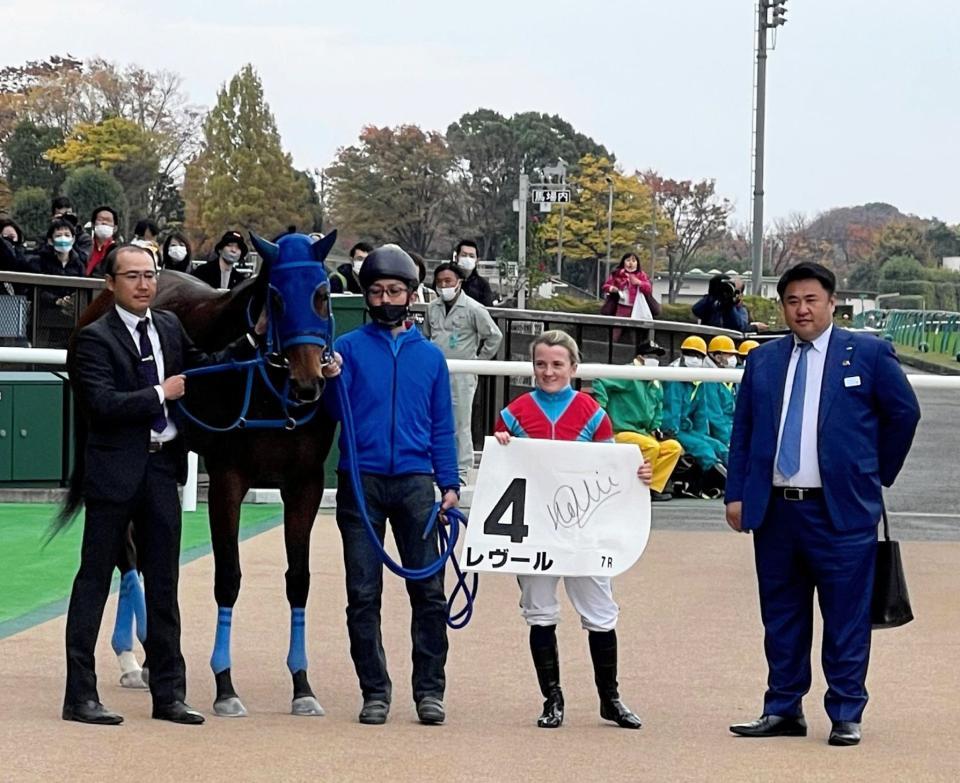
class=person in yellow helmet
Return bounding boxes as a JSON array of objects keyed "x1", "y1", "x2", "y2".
[
  {"x1": 706, "y1": 335, "x2": 740, "y2": 448},
  {"x1": 662, "y1": 335, "x2": 728, "y2": 497},
  {"x1": 739, "y1": 339, "x2": 760, "y2": 361}
]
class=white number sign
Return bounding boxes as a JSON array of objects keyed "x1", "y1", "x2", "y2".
[{"x1": 463, "y1": 437, "x2": 651, "y2": 577}]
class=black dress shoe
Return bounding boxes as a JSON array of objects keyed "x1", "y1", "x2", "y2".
[
  {"x1": 650, "y1": 491, "x2": 673, "y2": 502},
  {"x1": 416, "y1": 697, "x2": 445, "y2": 725},
  {"x1": 729, "y1": 714, "x2": 807, "y2": 737},
  {"x1": 358, "y1": 699, "x2": 390, "y2": 725},
  {"x1": 828, "y1": 721, "x2": 861, "y2": 746},
  {"x1": 62, "y1": 700, "x2": 123, "y2": 725},
  {"x1": 600, "y1": 697, "x2": 642, "y2": 729},
  {"x1": 152, "y1": 701, "x2": 205, "y2": 725}
]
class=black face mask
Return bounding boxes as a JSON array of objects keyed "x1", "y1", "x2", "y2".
[{"x1": 368, "y1": 303, "x2": 408, "y2": 327}]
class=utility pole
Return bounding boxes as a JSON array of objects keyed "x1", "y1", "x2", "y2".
[
  {"x1": 750, "y1": 0, "x2": 787, "y2": 294},
  {"x1": 648, "y1": 186, "x2": 657, "y2": 281},
  {"x1": 605, "y1": 175, "x2": 614, "y2": 290},
  {"x1": 518, "y1": 172, "x2": 529, "y2": 309}
]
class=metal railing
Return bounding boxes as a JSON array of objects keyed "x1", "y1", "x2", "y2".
[
  {"x1": 855, "y1": 308, "x2": 960, "y2": 358},
  {"x1": 0, "y1": 270, "x2": 106, "y2": 349}
]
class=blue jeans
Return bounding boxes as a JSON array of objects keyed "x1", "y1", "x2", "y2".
[{"x1": 336, "y1": 472, "x2": 448, "y2": 702}]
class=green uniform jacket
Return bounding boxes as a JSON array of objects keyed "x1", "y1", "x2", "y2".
[
  {"x1": 662, "y1": 380, "x2": 720, "y2": 436},
  {"x1": 591, "y1": 376, "x2": 664, "y2": 434}
]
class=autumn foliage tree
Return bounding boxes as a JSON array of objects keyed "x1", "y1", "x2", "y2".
[
  {"x1": 327, "y1": 125, "x2": 456, "y2": 255},
  {"x1": 183, "y1": 65, "x2": 313, "y2": 251}
]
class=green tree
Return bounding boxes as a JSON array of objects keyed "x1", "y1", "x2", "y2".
[
  {"x1": 445, "y1": 109, "x2": 612, "y2": 259},
  {"x1": 871, "y1": 222, "x2": 930, "y2": 266},
  {"x1": 62, "y1": 165, "x2": 127, "y2": 228},
  {"x1": 183, "y1": 65, "x2": 313, "y2": 251},
  {"x1": 327, "y1": 124, "x2": 456, "y2": 255},
  {"x1": 11, "y1": 186, "x2": 53, "y2": 241},
  {"x1": 645, "y1": 174, "x2": 733, "y2": 303},
  {"x1": 2, "y1": 120, "x2": 64, "y2": 194},
  {"x1": 537, "y1": 154, "x2": 669, "y2": 294}
]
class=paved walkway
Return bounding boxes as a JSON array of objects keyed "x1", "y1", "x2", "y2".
[{"x1": 1, "y1": 517, "x2": 958, "y2": 782}]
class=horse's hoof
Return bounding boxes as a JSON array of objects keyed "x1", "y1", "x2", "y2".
[
  {"x1": 140, "y1": 666, "x2": 149, "y2": 687},
  {"x1": 213, "y1": 697, "x2": 248, "y2": 717},
  {"x1": 119, "y1": 670, "x2": 148, "y2": 690},
  {"x1": 291, "y1": 696, "x2": 325, "y2": 717}
]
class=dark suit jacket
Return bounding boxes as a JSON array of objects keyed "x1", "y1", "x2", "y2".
[
  {"x1": 725, "y1": 328, "x2": 921, "y2": 531},
  {"x1": 191, "y1": 259, "x2": 246, "y2": 290},
  {"x1": 462, "y1": 271, "x2": 494, "y2": 307},
  {"x1": 73, "y1": 307, "x2": 250, "y2": 503}
]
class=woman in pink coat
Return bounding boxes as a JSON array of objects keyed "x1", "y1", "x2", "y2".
[{"x1": 601, "y1": 253, "x2": 653, "y2": 318}]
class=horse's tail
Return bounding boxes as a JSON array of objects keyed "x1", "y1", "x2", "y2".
[{"x1": 46, "y1": 351, "x2": 86, "y2": 544}]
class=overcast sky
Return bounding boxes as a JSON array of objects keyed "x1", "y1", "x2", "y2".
[{"x1": 4, "y1": 0, "x2": 959, "y2": 223}]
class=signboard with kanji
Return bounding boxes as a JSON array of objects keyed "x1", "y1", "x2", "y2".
[
  {"x1": 463, "y1": 437, "x2": 651, "y2": 576},
  {"x1": 530, "y1": 188, "x2": 571, "y2": 204}
]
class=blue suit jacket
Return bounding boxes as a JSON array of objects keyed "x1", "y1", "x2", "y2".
[{"x1": 725, "y1": 328, "x2": 920, "y2": 531}]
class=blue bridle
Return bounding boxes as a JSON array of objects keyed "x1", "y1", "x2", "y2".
[{"x1": 175, "y1": 232, "x2": 337, "y2": 431}]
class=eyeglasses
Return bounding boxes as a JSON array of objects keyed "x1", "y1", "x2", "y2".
[
  {"x1": 366, "y1": 284, "x2": 409, "y2": 298},
  {"x1": 115, "y1": 271, "x2": 157, "y2": 282}
]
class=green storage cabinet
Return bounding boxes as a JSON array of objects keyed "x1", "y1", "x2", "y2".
[
  {"x1": 0, "y1": 372, "x2": 65, "y2": 483},
  {"x1": 324, "y1": 295, "x2": 369, "y2": 487}
]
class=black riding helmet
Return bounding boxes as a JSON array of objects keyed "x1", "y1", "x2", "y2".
[{"x1": 358, "y1": 244, "x2": 419, "y2": 289}]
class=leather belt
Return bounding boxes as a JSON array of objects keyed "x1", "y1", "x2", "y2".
[
  {"x1": 777, "y1": 487, "x2": 823, "y2": 501},
  {"x1": 148, "y1": 441, "x2": 167, "y2": 453}
]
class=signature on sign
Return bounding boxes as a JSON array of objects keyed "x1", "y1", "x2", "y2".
[{"x1": 546, "y1": 475, "x2": 621, "y2": 531}]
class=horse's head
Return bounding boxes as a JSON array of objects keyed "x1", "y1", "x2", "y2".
[{"x1": 249, "y1": 230, "x2": 338, "y2": 404}]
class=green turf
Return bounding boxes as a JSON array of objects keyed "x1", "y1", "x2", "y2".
[{"x1": 0, "y1": 503, "x2": 283, "y2": 627}]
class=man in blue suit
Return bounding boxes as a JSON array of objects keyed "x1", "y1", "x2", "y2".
[{"x1": 725, "y1": 262, "x2": 920, "y2": 747}]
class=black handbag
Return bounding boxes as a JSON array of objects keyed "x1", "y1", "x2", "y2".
[{"x1": 871, "y1": 507, "x2": 914, "y2": 629}]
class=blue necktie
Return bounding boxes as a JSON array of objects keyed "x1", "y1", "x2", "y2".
[
  {"x1": 136, "y1": 318, "x2": 168, "y2": 434},
  {"x1": 776, "y1": 341, "x2": 812, "y2": 479}
]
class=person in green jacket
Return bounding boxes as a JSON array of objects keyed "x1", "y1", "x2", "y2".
[
  {"x1": 591, "y1": 341, "x2": 682, "y2": 502},
  {"x1": 705, "y1": 335, "x2": 739, "y2": 448},
  {"x1": 662, "y1": 335, "x2": 728, "y2": 497}
]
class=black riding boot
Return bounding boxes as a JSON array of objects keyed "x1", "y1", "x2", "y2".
[
  {"x1": 529, "y1": 625, "x2": 563, "y2": 729},
  {"x1": 588, "y1": 629, "x2": 642, "y2": 729}
]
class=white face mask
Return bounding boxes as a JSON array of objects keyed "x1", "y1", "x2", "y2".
[
  {"x1": 221, "y1": 249, "x2": 241, "y2": 264},
  {"x1": 723, "y1": 355, "x2": 739, "y2": 368},
  {"x1": 167, "y1": 245, "x2": 187, "y2": 262},
  {"x1": 457, "y1": 256, "x2": 476, "y2": 273},
  {"x1": 439, "y1": 285, "x2": 459, "y2": 302},
  {"x1": 352, "y1": 259, "x2": 364, "y2": 274},
  {"x1": 94, "y1": 224, "x2": 114, "y2": 240},
  {"x1": 684, "y1": 355, "x2": 704, "y2": 369},
  {"x1": 643, "y1": 357, "x2": 660, "y2": 367}
]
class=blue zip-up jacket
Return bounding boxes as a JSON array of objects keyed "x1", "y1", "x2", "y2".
[{"x1": 327, "y1": 322, "x2": 459, "y2": 489}]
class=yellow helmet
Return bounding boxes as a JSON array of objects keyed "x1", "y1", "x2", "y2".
[
  {"x1": 680, "y1": 335, "x2": 707, "y2": 355},
  {"x1": 708, "y1": 335, "x2": 736, "y2": 354},
  {"x1": 739, "y1": 339, "x2": 761, "y2": 356}
]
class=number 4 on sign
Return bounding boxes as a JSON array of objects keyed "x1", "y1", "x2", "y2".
[{"x1": 483, "y1": 478, "x2": 529, "y2": 543}]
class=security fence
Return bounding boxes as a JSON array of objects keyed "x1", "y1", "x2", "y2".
[{"x1": 855, "y1": 309, "x2": 960, "y2": 359}]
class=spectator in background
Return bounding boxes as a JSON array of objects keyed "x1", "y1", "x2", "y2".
[
  {"x1": 85, "y1": 205, "x2": 120, "y2": 276},
  {"x1": 0, "y1": 218, "x2": 33, "y2": 274},
  {"x1": 422, "y1": 262, "x2": 503, "y2": 484},
  {"x1": 160, "y1": 232, "x2": 192, "y2": 273},
  {"x1": 51, "y1": 197, "x2": 92, "y2": 261},
  {"x1": 192, "y1": 231, "x2": 247, "y2": 290},
  {"x1": 591, "y1": 341, "x2": 683, "y2": 502},
  {"x1": 133, "y1": 219, "x2": 160, "y2": 243},
  {"x1": 330, "y1": 241, "x2": 371, "y2": 294},
  {"x1": 31, "y1": 219, "x2": 86, "y2": 346},
  {"x1": 409, "y1": 251, "x2": 437, "y2": 304},
  {"x1": 692, "y1": 274, "x2": 751, "y2": 332},
  {"x1": 453, "y1": 239, "x2": 494, "y2": 306},
  {"x1": 601, "y1": 253, "x2": 656, "y2": 319}
]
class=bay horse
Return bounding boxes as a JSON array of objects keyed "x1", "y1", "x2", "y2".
[{"x1": 60, "y1": 231, "x2": 339, "y2": 717}]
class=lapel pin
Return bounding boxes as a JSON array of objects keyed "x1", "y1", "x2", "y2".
[{"x1": 842, "y1": 360, "x2": 851, "y2": 366}]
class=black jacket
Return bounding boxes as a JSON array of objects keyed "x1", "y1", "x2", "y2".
[
  {"x1": 329, "y1": 262, "x2": 363, "y2": 294},
  {"x1": 73, "y1": 308, "x2": 252, "y2": 502},
  {"x1": 192, "y1": 259, "x2": 246, "y2": 290},
  {"x1": 462, "y1": 271, "x2": 494, "y2": 307},
  {"x1": 30, "y1": 246, "x2": 86, "y2": 304}
]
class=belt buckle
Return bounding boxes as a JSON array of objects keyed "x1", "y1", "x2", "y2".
[
  {"x1": 149, "y1": 441, "x2": 162, "y2": 453},
  {"x1": 783, "y1": 487, "x2": 802, "y2": 501}
]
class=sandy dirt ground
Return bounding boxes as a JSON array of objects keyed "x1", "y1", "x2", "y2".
[{"x1": 2, "y1": 515, "x2": 958, "y2": 783}]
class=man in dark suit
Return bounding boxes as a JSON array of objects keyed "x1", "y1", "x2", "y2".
[
  {"x1": 724, "y1": 262, "x2": 920, "y2": 747},
  {"x1": 191, "y1": 230, "x2": 248, "y2": 290},
  {"x1": 63, "y1": 244, "x2": 257, "y2": 725}
]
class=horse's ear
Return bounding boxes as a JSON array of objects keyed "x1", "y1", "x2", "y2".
[
  {"x1": 311, "y1": 230, "x2": 338, "y2": 264},
  {"x1": 249, "y1": 232, "x2": 278, "y2": 279}
]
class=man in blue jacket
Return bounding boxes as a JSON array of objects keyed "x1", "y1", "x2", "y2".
[
  {"x1": 325, "y1": 244, "x2": 460, "y2": 727},
  {"x1": 725, "y1": 262, "x2": 920, "y2": 747}
]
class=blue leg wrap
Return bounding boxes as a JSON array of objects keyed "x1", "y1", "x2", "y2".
[
  {"x1": 132, "y1": 572, "x2": 147, "y2": 644},
  {"x1": 110, "y1": 569, "x2": 139, "y2": 655},
  {"x1": 286, "y1": 607, "x2": 308, "y2": 674},
  {"x1": 210, "y1": 606, "x2": 233, "y2": 674}
]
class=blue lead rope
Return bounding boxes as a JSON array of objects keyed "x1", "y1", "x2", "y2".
[{"x1": 335, "y1": 377, "x2": 478, "y2": 629}]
